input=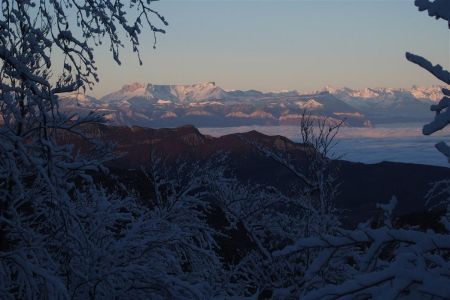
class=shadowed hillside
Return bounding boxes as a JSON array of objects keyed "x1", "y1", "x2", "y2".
[{"x1": 64, "y1": 124, "x2": 450, "y2": 225}]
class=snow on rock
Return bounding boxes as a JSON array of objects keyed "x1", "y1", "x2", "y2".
[
  {"x1": 321, "y1": 86, "x2": 444, "y2": 103},
  {"x1": 410, "y1": 85, "x2": 444, "y2": 101},
  {"x1": 161, "y1": 111, "x2": 177, "y2": 119},
  {"x1": 100, "y1": 81, "x2": 227, "y2": 104},
  {"x1": 297, "y1": 99, "x2": 324, "y2": 110},
  {"x1": 186, "y1": 110, "x2": 213, "y2": 116},
  {"x1": 226, "y1": 111, "x2": 252, "y2": 118},
  {"x1": 102, "y1": 82, "x2": 148, "y2": 103},
  {"x1": 324, "y1": 86, "x2": 440, "y2": 122},
  {"x1": 58, "y1": 92, "x2": 99, "y2": 108},
  {"x1": 170, "y1": 82, "x2": 227, "y2": 101},
  {"x1": 156, "y1": 99, "x2": 172, "y2": 105}
]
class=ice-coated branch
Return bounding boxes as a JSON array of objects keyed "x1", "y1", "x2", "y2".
[
  {"x1": 406, "y1": 1, "x2": 450, "y2": 162},
  {"x1": 436, "y1": 141, "x2": 450, "y2": 161},
  {"x1": 274, "y1": 227, "x2": 450, "y2": 257},
  {"x1": 443, "y1": 88, "x2": 450, "y2": 97},
  {"x1": 275, "y1": 226, "x2": 450, "y2": 300},
  {"x1": 406, "y1": 52, "x2": 450, "y2": 85},
  {"x1": 430, "y1": 96, "x2": 450, "y2": 112},
  {"x1": 415, "y1": 0, "x2": 450, "y2": 28},
  {"x1": 405, "y1": 51, "x2": 450, "y2": 159},
  {"x1": 302, "y1": 257, "x2": 450, "y2": 300},
  {"x1": 423, "y1": 102, "x2": 450, "y2": 135}
]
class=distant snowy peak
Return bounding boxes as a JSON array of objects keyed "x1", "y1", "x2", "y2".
[
  {"x1": 100, "y1": 82, "x2": 227, "y2": 103},
  {"x1": 226, "y1": 89, "x2": 300, "y2": 98},
  {"x1": 269, "y1": 89, "x2": 300, "y2": 96},
  {"x1": 168, "y1": 82, "x2": 227, "y2": 101},
  {"x1": 100, "y1": 82, "x2": 148, "y2": 104},
  {"x1": 101, "y1": 82, "x2": 304, "y2": 104},
  {"x1": 58, "y1": 92, "x2": 99, "y2": 108},
  {"x1": 409, "y1": 85, "x2": 445, "y2": 102},
  {"x1": 320, "y1": 86, "x2": 389, "y2": 99},
  {"x1": 297, "y1": 99, "x2": 324, "y2": 110},
  {"x1": 347, "y1": 88, "x2": 386, "y2": 99},
  {"x1": 321, "y1": 86, "x2": 445, "y2": 102},
  {"x1": 102, "y1": 83, "x2": 444, "y2": 104}
]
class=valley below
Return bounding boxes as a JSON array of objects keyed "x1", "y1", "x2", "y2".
[
  {"x1": 67, "y1": 123, "x2": 450, "y2": 227},
  {"x1": 58, "y1": 82, "x2": 450, "y2": 227},
  {"x1": 200, "y1": 123, "x2": 450, "y2": 167}
]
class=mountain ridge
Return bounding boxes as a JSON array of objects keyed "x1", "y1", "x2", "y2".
[
  {"x1": 58, "y1": 82, "x2": 443, "y2": 128},
  {"x1": 65, "y1": 123, "x2": 450, "y2": 226}
]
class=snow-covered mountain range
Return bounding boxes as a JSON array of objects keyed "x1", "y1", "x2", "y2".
[
  {"x1": 101, "y1": 82, "x2": 228, "y2": 104},
  {"x1": 59, "y1": 82, "x2": 444, "y2": 128},
  {"x1": 317, "y1": 86, "x2": 443, "y2": 123}
]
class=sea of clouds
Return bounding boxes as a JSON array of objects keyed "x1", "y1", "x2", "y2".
[{"x1": 199, "y1": 123, "x2": 450, "y2": 167}]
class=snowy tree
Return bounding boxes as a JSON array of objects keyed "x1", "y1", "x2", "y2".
[
  {"x1": 204, "y1": 113, "x2": 342, "y2": 299},
  {"x1": 0, "y1": 1, "x2": 172, "y2": 298},
  {"x1": 406, "y1": 0, "x2": 450, "y2": 161},
  {"x1": 238, "y1": 111, "x2": 342, "y2": 236},
  {"x1": 272, "y1": 194, "x2": 450, "y2": 300}
]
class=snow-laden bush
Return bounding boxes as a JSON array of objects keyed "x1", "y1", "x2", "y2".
[
  {"x1": 0, "y1": 1, "x2": 213, "y2": 298},
  {"x1": 204, "y1": 113, "x2": 342, "y2": 299},
  {"x1": 274, "y1": 197, "x2": 450, "y2": 300},
  {"x1": 0, "y1": 186, "x2": 220, "y2": 299}
]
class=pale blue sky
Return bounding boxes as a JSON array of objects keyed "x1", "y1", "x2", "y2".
[{"x1": 90, "y1": 0, "x2": 450, "y2": 97}]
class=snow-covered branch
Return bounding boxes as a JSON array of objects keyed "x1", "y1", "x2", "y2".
[
  {"x1": 415, "y1": 0, "x2": 450, "y2": 28},
  {"x1": 275, "y1": 225, "x2": 450, "y2": 300},
  {"x1": 406, "y1": 1, "x2": 450, "y2": 162},
  {"x1": 406, "y1": 52, "x2": 450, "y2": 85},
  {"x1": 0, "y1": 1, "x2": 172, "y2": 298}
]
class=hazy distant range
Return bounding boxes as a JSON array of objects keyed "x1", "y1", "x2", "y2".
[{"x1": 59, "y1": 82, "x2": 448, "y2": 166}]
